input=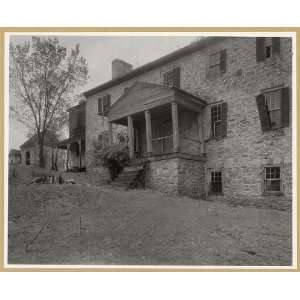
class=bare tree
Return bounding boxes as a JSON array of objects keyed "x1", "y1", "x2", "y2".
[{"x1": 10, "y1": 36, "x2": 88, "y2": 167}]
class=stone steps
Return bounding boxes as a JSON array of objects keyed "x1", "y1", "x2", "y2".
[{"x1": 112, "y1": 165, "x2": 145, "y2": 189}]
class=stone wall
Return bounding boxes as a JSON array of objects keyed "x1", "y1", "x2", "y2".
[
  {"x1": 178, "y1": 158, "x2": 205, "y2": 199},
  {"x1": 85, "y1": 37, "x2": 293, "y2": 203},
  {"x1": 146, "y1": 158, "x2": 179, "y2": 195}
]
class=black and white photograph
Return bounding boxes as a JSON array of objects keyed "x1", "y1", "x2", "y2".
[{"x1": 6, "y1": 33, "x2": 296, "y2": 268}]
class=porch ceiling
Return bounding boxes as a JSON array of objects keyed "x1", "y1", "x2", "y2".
[{"x1": 107, "y1": 81, "x2": 207, "y2": 124}]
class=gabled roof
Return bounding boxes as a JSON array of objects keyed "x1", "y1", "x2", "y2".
[
  {"x1": 9, "y1": 149, "x2": 21, "y2": 156},
  {"x1": 20, "y1": 131, "x2": 59, "y2": 149},
  {"x1": 108, "y1": 81, "x2": 206, "y2": 122},
  {"x1": 83, "y1": 37, "x2": 223, "y2": 97}
]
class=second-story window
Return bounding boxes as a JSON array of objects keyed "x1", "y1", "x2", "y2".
[
  {"x1": 163, "y1": 67, "x2": 181, "y2": 88},
  {"x1": 256, "y1": 37, "x2": 280, "y2": 62},
  {"x1": 98, "y1": 94, "x2": 111, "y2": 116},
  {"x1": 207, "y1": 49, "x2": 227, "y2": 79},
  {"x1": 256, "y1": 87, "x2": 290, "y2": 131}
]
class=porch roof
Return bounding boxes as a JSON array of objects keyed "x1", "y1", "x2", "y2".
[{"x1": 107, "y1": 82, "x2": 207, "y2": 123}]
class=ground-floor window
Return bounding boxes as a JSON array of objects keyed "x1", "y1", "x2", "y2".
[
  {"x1": 211, "y1": 171, "x2": 222, "y2": 194},
  {"x1": 25, "y1": 151, "x2": 30, "y2": 165},
  {"x1": 264, "y1": 166, "x2": 281, "y2": 193}
]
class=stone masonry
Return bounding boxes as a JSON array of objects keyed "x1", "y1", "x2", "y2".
[{"x1": 84, "y1": 37, "x2": 293, "y2": 207}]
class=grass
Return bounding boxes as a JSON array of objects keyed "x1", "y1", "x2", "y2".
[{"x1": 7, "y1": 166, "x2": 293, "y2": 266}]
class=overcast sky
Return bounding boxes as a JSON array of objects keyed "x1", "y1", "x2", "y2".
[{"x1": 9, "y1": 35, "x2": 198, "y2": 149}]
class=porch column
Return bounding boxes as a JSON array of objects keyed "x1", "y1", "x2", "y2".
[
  {"x1": 197, "y1": 111, "x2": 206, "y2": 154},
  {"x1": 55, "y1": 146, "x2": 58, "y2": 171},
  {"x1": 145, "y1": 110, "x2": 152, "y2": 156},
  {"x1": 78, "y1": 140, "x2": 82, "y2": 170},
  {"x1": 108, "y1": 121, "x2": 113, "y2": 146},
  {"x1": 127, "y1": 115, "x2": 134, "y2": 159},
  {"x1": 66, "y1": 144, "x2": 70, "y2": 171},
  {"x1": 171, "y1": 102, "x2": 180, "y2": 152}
]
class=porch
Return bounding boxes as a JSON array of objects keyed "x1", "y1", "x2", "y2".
[
  {"x1": 107, "y1": 82, "x2": 207, "y2": 160},
  {"x1": 57, "y1": 138, "x2": 86, "y2": 172}
]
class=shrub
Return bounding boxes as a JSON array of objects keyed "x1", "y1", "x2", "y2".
[{"x1": 94, "y1": 143, "x2": 129, "y2": 180}]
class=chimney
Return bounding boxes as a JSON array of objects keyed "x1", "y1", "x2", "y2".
[{"x1": 112, "y1": 59, "x2": 133, "y2": 79}]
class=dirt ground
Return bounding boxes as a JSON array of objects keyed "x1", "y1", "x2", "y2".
[{"x1": 7, "y1": 167, "x2": 292, "y2": 266}]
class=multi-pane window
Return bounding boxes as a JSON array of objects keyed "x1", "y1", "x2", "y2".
[
  {"x1": 264, "y1": 167, "x2": 281, "y2": 193},
  {"x1": 208, "y1": 52, "x2": 221, "y2": 78},
  {"x1": 265, "y1": 90, "x2": 281, "y2": 127},
  {"x1": 211, "y1": 171, "x2": 222, "y2": 194},
  {"x1": 265, "y1": 37, "x2": 272, "y2": 58},
  {"x1": 163, "y1": 67, "x2": 180, "y2": 88},
  {"x1": 98, "y1": 94, "x2": 111, "y2": 116},
  {"x1": 211, "y1": 104, "x2": 222, "y2": 137},
  {"x1": 208, "y1": 49, "x2": 226, "y2": 79}
]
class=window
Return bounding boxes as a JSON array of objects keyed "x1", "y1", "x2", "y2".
[
  {"x1": 25, "y1": 151, "x2": 30, "y2": 165},
  {"x1": 256, "y1": 87, "x2": 290, "y2": 131},
  {"x1": 211, "y1": 104, "x2": 222, "y2": 137},
  {"x1": 264, "y1": 167, "x2": 281, "y2": 193},
  {"x1": 211, "y1": 171, "x2": 222, "y2": 194},
  {"x1": 98, "y1": 133, "x2": 109, "y2": 148},
  {"x1": 98, "y1": 94, "x2": 111, "y2": 116},
  {"x1": 211, "y1": 102, "x2": 227, "y2": 138},
  {"x1": 207, "y1": 49, "x2": 227, "y2": 79},
  {"x1": 256, "y1": 37, "x2": 280, "y2": 62},
  {"x1": 265, "y1": 90, "x2": 281, "y2": 127},
  {"x1": 163, "y1": 67, "x2": 180, "y2": 88}
]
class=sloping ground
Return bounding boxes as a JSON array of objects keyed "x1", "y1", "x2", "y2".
[{"x1": 8, "y1": 179, "x2": 292, "y2": 266}]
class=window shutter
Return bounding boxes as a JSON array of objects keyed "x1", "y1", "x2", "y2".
[
  {"x1": 256, "y1": 94, "x2": 271, "y2": 131},
  {"x1": 272, "y1": 37, "x2": 281, "y2": 55},
  {"x1": 221, "y1": 102, "x2": 228, "y2": 137},
  {"x1": 98, "y1": 98, "x2": 102, "y2": 115},
  {"x1": 256, "y1": 37, "x2": 266, "y2": 62},
  {"x1": 173, "y1": 67, "x2": 181, "y2": 88},
  {"x1": 280, "y1": 87, "x2": 290, "y2": 127},
  {"x1": 220, "y1": 50, "x2": 227, "y2": 73}
]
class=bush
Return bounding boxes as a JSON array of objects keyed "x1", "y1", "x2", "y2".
[{"x1": 94, "y1": 143, "x2": 129, "y2": 180}]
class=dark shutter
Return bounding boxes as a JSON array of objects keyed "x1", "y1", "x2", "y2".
[
  {"x1": 256, "y1": 94, "x2": 271, "y2": 131},
  {"x1": 221, "y1": 102, "x2": 228, "y2": 137},
  {"x1": 220, "y1": 50, "x2": 227, "y2": 73},
  {"x1": 172, "y1": 67, "x2": 181, "y2": 88},
  {"x1": 256, "y1": 37, "x2": 266, "y2": 62},
  {"x1": 272, "y1": 37, "x2": 281, "y2": 55},
  {"x1": 281, "y1": 87, "x2": 290, "y2": 127},
  {"x1": 98, "y1": 98, "x2": 102, "y2": 115}
]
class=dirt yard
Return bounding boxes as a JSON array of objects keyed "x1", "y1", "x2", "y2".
[{"x1": 7, "y1": 167, "x2": 292, "y2": 266}]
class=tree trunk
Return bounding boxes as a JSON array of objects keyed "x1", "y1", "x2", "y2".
[{"x1": 38, "y1": 140, "x2": 45, "y2": 168}]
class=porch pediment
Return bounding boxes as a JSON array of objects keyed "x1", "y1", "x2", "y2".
[{"x1": 107, "y1": 81, "x2": 206, "y2": 123}]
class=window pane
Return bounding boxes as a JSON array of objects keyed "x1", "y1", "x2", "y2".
[{"x1": 266, "y1": 180, "x2": 281, "y2": 191}]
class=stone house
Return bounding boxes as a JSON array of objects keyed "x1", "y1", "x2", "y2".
[
  {"x1": 83, "y1": 37, "x2": 292, "y2": 208},
  {"x1": 57, "y1": 101, "x2": 86, "y2": 172},
  {"x1": 20, "y1": 131, "x2": 60, "y2": 170},
  {"x1": 9, "y1": 149, "x2": 21, "y2": 164}
]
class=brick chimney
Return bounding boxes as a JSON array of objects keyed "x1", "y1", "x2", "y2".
[{"x1": 112, "y1": 59, "x2": 133, "y2": 79}]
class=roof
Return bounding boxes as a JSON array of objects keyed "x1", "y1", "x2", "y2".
[
  {"x1": 9, "y1": 149, "x2": 21, "y2": 156},
  {"x1": 20, "y1": 131, "x2": 59, "y2": 149},
  {"x1": 108, "y1": 81, "x2": 206, "y2": 123},
  {"x1": 67, "y1": 101, "x2": 86, "y2": 112},
  {"x1": 83, "y1": 36, "x2": 223, "y2": 97}
]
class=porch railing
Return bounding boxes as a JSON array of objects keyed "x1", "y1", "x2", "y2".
[{"x1": 152, "y1": 135, "x2": 173, "y2": 155}]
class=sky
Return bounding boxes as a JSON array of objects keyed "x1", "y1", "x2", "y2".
[{"x1": 8, "y1": 35, "x2": 199, "y2": 150}]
